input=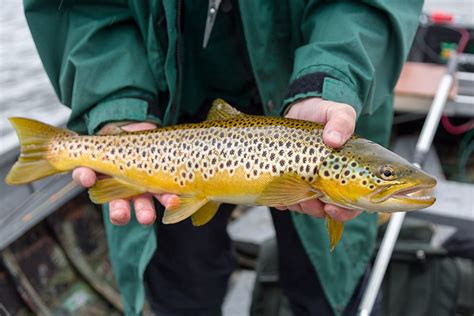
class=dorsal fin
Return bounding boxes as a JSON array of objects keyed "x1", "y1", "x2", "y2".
[{"x1": 206, "y1": 99, "x2": 245, "y2": 121}]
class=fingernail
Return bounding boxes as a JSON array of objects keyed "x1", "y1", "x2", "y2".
[
  {"x1": 137, "y1": 209, "x2": 155, "y2": 225},
  {"x1": 166, "y1": 196, "x2": 180, "y2": 209},
  {"x1": 327, "y1": 131, "x2": 342, "y2": 145},
  {"x1": 79, "y1": 173, "x2": 87, "y2": 186},
  {"x1": 325, "y1": 206, "x2": 339, "y2": 218},
  {"x1": 110, "y1": 209, "x2": 128, "y2": 225}
]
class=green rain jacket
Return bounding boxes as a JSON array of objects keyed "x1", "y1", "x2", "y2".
[{"x1": 24, "y1": 1, "x2": 422, "y2": 314}]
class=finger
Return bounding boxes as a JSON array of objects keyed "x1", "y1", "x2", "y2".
[
  {"x1": 285, "y1": 98, "x2": 326, "y2": 122},
  {"x1": 109, "y1": 199, "x2": 131, "y2": 225},
  {"x1": 287, "y1": 204, "x2": 303, "y2": 213},
  {"x1": 133, "y1": 194, "x2": 157, "y2": 225},
  {"x1": 323, "y1": 105, "x2": 356, "y2": 148},
  {"x1": 72, "y1": 167, "x2": 97, "y2": 188},
  {"x1": 298, "y1": 199, "x2": 326, "y2": 218},
  {"x1": 324, "y1": 204, "x2": 361, "y2": 222},
  {"x1": 154, "y1": 193, "x2": 180, "y2": 209},
  {"x1": 274, "y1": 205, "x2": 287, "y2": 211},
  {"x1": 121, "y1": 122, "x2": 157, "y2": 132}
]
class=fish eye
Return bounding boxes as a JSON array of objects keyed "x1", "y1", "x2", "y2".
[{"x1": 379, "y1": 165, "x2": 396, "y2": 180}]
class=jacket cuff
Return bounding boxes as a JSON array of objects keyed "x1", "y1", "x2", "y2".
[
  {"x1": 282, "y1": 66, "x2": 363, "y2": 118},
  {"x1": 84, "y1": 98, "x2": 161, "y2": 135}
]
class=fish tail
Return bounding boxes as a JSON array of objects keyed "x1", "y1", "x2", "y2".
[{"x1": 5, "y1": 117, "x2": 75, "y2": 185}]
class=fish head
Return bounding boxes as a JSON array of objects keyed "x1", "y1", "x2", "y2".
[{"x1": 316, "y1": 138, "x2": 437, "y2": 213}]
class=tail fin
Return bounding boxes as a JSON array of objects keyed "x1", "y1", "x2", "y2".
[{"x1": 5, "y1": 117, "x2": 76, "y2": 185}]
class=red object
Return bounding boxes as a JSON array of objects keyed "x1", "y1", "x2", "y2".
[
  {"x1": 430, "y1": 11, "x2": 454, "y2": 24},
  {"x1": 456, "y1": 28, "x2": 470, "y2": 52},
  {"x1": 441, "y1": 116, "x2": 474, "y2": 135}
]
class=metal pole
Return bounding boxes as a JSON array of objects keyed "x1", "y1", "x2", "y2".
[
  {"x1": 413, "y1": 54, "x2": 458, "y2": 166},
  {"x1": 358, "y1": 53, "x2": 458, "y2": 316}
]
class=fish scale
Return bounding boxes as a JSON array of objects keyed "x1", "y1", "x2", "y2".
[
  {"x1": 50, "y1": 116, "x2": 331, "y2": 200},
  {"x1": 5, "y1": 99, "x2": 437, "y2": 250}
]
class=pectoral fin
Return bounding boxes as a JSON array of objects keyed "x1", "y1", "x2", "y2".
[
  {"x1": 326, "y1": 216, "x2": 344, "y2": 251},
  {"x1": 256, "y1": 174, "x2": 322, "y2": 206},
  {"x1": 191, "y1": 201, "x2": 221, "y2": 226},
  {"x1": 89, "y1": 178, "x2": 146, "y2": 204},
  {"x1": 162, "y1": 195, "x2": 209, "y2": 224}
]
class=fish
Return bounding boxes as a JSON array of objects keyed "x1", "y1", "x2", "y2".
[{"x1": 5, "y1": 99, "x2": 436, "y2": 250}]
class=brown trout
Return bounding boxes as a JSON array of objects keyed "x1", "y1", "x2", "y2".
[{"x1": 5, "y1": 99, "x2": 436, "y2": 249}]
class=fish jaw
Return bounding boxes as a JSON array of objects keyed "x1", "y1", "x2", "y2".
[{"x1": 365, "y1": 179, "x2": 437, "y2": 212}]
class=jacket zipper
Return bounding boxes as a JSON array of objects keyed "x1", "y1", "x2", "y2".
[{"x1": 172, "y1": 0, "x2": 183, "y2": 113}]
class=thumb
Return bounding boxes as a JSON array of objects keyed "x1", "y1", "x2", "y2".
[{"x1": 323, "y1": 105, "x2": 356, "y2": 148}]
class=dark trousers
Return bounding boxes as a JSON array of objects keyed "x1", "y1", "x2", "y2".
[{"x1": 145, "y1": 205, "x2": 370, "y2": 316}]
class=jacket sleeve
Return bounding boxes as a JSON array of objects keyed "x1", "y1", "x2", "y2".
[
  {"x1": 24, "y1": 0, "x2": 160, "y2": 134},
  {"x1": 284, "y1": 0, "x2": 423, "y2": 117}
]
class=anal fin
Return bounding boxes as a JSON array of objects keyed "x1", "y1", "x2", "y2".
[
  {"x1": 191, "y1": 201, "x2": 220, "y2": 226},
  {"x1": 88, "y1": 178, "x2": 146, "y2": 204},
  {"x1": 326, "y1": 216, "x2": 344, "y2": 251},
  {"x1": 162, "y1": 195, "x2": 209, "y2": 224},
  {"x1": 256, "y1": 174, "x2": 322, "y2": 206}
]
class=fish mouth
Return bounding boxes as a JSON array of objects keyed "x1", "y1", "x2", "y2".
[
  {"x1": 391, "y1": 184, "x2": 436, "y2": 205},
  {"x1": 370, "y1": 182, "x2": 436, "y2": 206}
]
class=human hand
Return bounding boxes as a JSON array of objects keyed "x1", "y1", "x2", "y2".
[
  {"x1": 72, "y1": 122, "x2": 179, "y2": 226},
  {"x1": 282, "y1": 97, "x2": 361, "y2": 222}
]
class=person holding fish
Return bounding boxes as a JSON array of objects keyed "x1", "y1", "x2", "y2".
[{"x1": 18, "y1": 0, "x2": 427, "y2": 315}]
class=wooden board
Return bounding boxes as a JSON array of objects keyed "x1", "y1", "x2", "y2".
[{"x1": 394, "y1": 62, "x2": 458, "y2": 113}]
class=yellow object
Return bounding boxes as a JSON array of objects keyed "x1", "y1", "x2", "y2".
[{"x1": 6, "y1": 99, "x2": 437, "y2": 249}]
